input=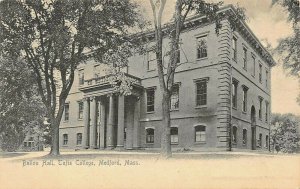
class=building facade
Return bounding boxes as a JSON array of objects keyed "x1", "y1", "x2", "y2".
[{"x1": 59, "y1": 6, "x2": 276, "y2": 151}]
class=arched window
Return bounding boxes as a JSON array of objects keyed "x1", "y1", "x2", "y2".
[
  {"x1": 76, "y1": 133, "x2": 82, "y2": 145},
  {"x1": 146, "y1": 128, "x2": 154, "y2": 144},
  {"x1": 195, "y1": 125, "x2": 206, "y2": 142},
  {"x1": 171, "y1": 127, "x2": 178, "y2": 144},
  {"x1": 63, "y1": 134, "x2": 68, "y2": 145},
  {"x1": 232, "y1": 126, "x2": 237, "y2": 144},
  {"x1": 243, "y1": 129, "x2": 247, "y2": 145},
  {"x1": 265, "y1": 135, "x2": 269, "y2": 149},
  {"x1": 258, "y1": 133, "x2": 262, "y2": 147}
]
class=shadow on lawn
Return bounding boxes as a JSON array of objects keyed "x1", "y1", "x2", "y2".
[
  {"x1": 18, "y1": 152, "x2": 275, "y2": 161},
  {"x1": 0, "y1": 152, "x2": 28, "y2": 158}
]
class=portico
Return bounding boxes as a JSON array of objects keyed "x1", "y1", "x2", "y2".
[{"x1": 79, "y1": 74, "x2": 142, "y2": 150}]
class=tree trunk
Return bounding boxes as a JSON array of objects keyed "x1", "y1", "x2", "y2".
[
  {"x1": 49, "y1": 103, "x2": 65, "y2": 156},
  {"x1": 161, "y1": 91, "x2": 171, "y2": 158},
  {"x1": 49, "y1": 118, "x2": 60, "y2": 156}
]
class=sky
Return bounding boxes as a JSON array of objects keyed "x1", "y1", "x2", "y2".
[{"x1": 136, "y1": 0, "x2": 300, "y2": 116}]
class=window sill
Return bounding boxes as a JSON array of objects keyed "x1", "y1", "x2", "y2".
[
  {"x1": 146, "y1": 143, "x2": 154, "y2": 145},
  {"x1": 146, "y1": 111, "x2": 155, "y2": 114},
  {"x1": 232, "y1": 106, "x2": 237, "y2": 110},
  {"x1": 171, "y1": 143, "x2": 179, "y2": 145},
  {"x1": 242, "y1": 111, "x2": 247, "y2": 114},
  {"x1": 76, "y1": 145, "x2": 82, "y2": 147},
  {"x1": 62, "y1": 145, "x2": 68, "y2": 147},
  {"x1": 63, "y1": 121, "x2": 69, "y2": 123},
  {"x1": 78, "y1": 118, "x2": 83, "y2": 121},
  {"x1": 195, "y1": 105, "x2": 207, "y2": 109},
  {"x1": 147, "y1": 69, "x2": 156, "y2": 72},
  {"x1": 243, "y1": 67, "x2": 247, "y2": 71},
  {"x1": 196, "y1": 57, "x2": 208, "y2": 61},
  {"x1": 194, "y1": 142, "x2": 206, "y2": 144},
  {"x1": 170, "y1": 108, "x2": 179, "y2": 112}
]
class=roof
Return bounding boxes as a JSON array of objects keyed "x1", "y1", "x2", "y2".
[{"x1": 131, "y1": 4, "x2": 276, "y2": 67}]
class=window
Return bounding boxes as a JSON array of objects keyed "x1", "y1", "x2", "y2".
[
  {"x1": 265, "y1": 101, "x2": 269, "y2": 122},
  {"x1": 259, "y1": 63, "x2": 262, "y2": 83},
  {"x1": 171, "y1": 127, "x2": 179, "y2": 144},
  {"x1": 146, "y1": 128, "x2": 154, "y2": 143},
  {"x1": 243, "y1": 129, "x2": 247, "y2": 145},
  {"x1": 251, "y1": 54, "x2": 256, "y2": 76},
  {"x1": 266, "y1": 70, "x2": 269, "y2": 88},
  {"x1": 265, "y1": 135, "x2": 269, "y2": 149},
  {"x1": 177, "y1": 51, "x2": 180, "y2": 63},
  {"x1": 78, "y1": 70, "x2": 84, "y2": 85},
  {"x1": 259, "y1": 97, "x2": 263, "y2": 120},
  {"x1": 232, "y1": 36, "x2": 237, "y2": 60},
  {"x1": 124, "y1": 128, "x2": 127, "y2": 140},
  {"x1": 94, "y1": 65, "x2": 100, "y2": 78},
  {"x1": 195, "y1": 125, "x2": 206, "y2": 142},
  {"x1": 78, "y1": 101, "x2": 83, "y2": 119},
  {"x1": 195, "y1": 79, "x2": 208, "y2": 106},
  {"x1": 196, "y1": 35, "x2": 208, "y2": 59},
  {"x1": 232, "y1": 79, "x2": 238, "y2": 108},
  {"x1": 258, "y1": 133, "x2": 262, "y2": 147},
  {"x1": 170, "y1": 84, "x2": 179, "y2": 110},
  {"x1": 64, "y1": 103, "x2": 69, "y2": 121},
  {"x1": 243, "y1": 47, "x2": 247, "y2": 70},
  {"x1": 232, "y1": 126, "x2": 237, "y2": 144},
  {"x1": 24, "y1": 142, "x2": 27, "y2": 147},
  {"x1": 146, "y1": 88, "x2": 155, "y2": 112},
  {"x1": 242, "y1": 86, "x2": 248, "y2": 112},
  {"x1": 76, "y1": 133, "x2": 82, "y2": 145},
  {"x1": 147, "y1": 51, "x2": 156, "y2": 71},
  {"x1": 63, "y1": 134, "x2": 68, "y2": 145}
]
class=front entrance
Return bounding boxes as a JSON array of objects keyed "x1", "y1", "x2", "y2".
[{"x1": 251, "y1": 106, "x2": 256, "y2": 150}]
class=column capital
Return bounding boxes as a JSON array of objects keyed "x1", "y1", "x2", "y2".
[
  {"x1": 106, "y1": 93, "x2": 114, "y2": 98},
  {"x1": 90, "y1": 96, "x2": 97, "y2": 101},
  {"x1": 83, "y1": 97, "x2": 89, "y2": 102}
]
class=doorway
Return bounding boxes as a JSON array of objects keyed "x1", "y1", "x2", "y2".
[{"x1": 251, "y1": 106, "x2": 256, "y2": 150}]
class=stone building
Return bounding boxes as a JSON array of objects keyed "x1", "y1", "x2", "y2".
[{"x1": 59, "y1": 5, "x2": 275, "y2": 151}]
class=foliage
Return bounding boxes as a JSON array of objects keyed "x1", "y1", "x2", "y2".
[
  {"x1": 102, "y1": 42, "x2": 143, "y2": 96},
  {"x1": 0, "y1": 0, "x2": 143, "y2": 155},
  {"x1": 0, "y1": 56, "x2": 45, "y2": 151},
  {"x1": 271, "y1": 113, "x2": 300, "y2": 153},
  {"x1": 272, "y1": 0, "x2": 299, "y2": 26},
  {"x1": 272, "y1": 0, "x2": 300, "y2": 103}
]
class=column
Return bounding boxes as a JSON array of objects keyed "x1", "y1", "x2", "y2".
[
  {"x1": 126, "y1": 97, "x2": 134, "y2": 150},
  {"x1": 90, "y1": 96, "x2": 98, "y2": 149},
  {"x1": 99, "y1": 99, "x2": 106, "y2": 149},
  {"x1": 117, "y1": 95, "x2": 125, "y2": 149},
  {"x1": 133, "y1": 97, "x2": 141, "y2": 149},
  {"x1": 107, "y1": 94, "x2": 115, "y2": 148},
  {"x1": 83, "y1": 97, "x2": 90, "y2": 149}
]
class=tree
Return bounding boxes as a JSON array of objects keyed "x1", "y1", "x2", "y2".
[
  {"x1": 149, "y1": 0, "x2": 246, "y2": 158},
  {"x1": 0, "y1": 56, "x2": 45, "y2": 151},
  {"x1": 272, "y1": 0, "x2": 300, "y2": 103},
  {"x1": 271, "y1": 113, "x2": 300, "y2": 153},
  {"x1": 0, "y1": 0, "x2": 142, "y2": 155}
]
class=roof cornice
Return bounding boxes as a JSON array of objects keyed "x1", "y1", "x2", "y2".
[{"x1": 130, "y1": 4, "x2": 276, "y2": 67}]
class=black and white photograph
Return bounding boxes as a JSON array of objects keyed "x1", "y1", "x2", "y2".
[{"x1": 0, "y1": 0, "x2": 299, "y2": 188}]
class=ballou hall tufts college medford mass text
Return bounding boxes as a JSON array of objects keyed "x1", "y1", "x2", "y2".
[{"x1": 59, "y1": 5, "x2": 275, "y2": 152}]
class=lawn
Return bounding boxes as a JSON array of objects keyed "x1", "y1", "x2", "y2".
[{"x1": 0, "y1": 151, "x2": 299, "y2": 189}]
